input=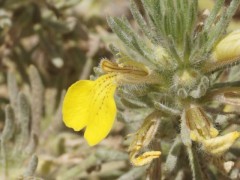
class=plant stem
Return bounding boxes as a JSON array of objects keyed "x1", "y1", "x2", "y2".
[{"x1": 187, "y1": 146, "x2": 203, "y2": 180}]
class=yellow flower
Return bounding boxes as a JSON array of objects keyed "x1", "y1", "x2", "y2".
[
  {"x1": 184, "y1": 104, "x2": 240, "y2": 155},
  {"x1": 62, "y1": 73, "x2": 117, "y2": 146},
  {"x1": 128, "y1": 111, "x2": 161, "y2": 166},
  {"x1": 185, "y1": 104, "x2": 219, "y2": 142},
  {"x1": 62, "y1": 59, "x2": 154, "y2": 146},
  {"x1": 202, "y1": 131, "x2": 240, "y2": 156}
]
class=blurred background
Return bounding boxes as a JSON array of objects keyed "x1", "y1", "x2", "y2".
[{"x1": 0, "y1": 0, "x2": 240, "y2": 179}]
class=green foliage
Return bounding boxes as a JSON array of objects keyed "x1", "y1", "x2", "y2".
[
  {"x1": 1, "y1": 0, "x2": 240, "y2": 179},
  {"x1": 105, "y1": 0, "x2": 240, "y2": 179},
  {"x1": 0, "y1": 69, "x2": 41, "y2": 179}
]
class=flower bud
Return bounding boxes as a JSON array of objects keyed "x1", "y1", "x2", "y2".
[
  {"x1": 185, "y1": 105, "x2": 218, "y2": 142},
  {"x1": 213, "y1": 30, "x2": 240, "y2": 63}
]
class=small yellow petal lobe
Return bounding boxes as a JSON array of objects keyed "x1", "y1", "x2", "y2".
[{"x1": 62, "y1": 80, "x2": 94, "y2": 131}]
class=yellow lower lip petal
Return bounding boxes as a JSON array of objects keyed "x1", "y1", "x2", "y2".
[
  {"x1": 62, "y1": 80, "x2": 94, "y2": 131},
  {"x1": 84, "y1": 74, "x2": 117, "y2": 146}
]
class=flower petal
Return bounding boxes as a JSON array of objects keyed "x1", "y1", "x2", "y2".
[
  {"x1": 62, "y1": 80, "x2": 94, "y2": 131},
  {"x1": 202, "y1": 131, "x2": 240, "y2": 155},
  {"x1": 130, "y1": 151, "x2": 161, "y2": 166},
  {"x1": 84, "y1": 74, "x2": 117, "y2": 146}
]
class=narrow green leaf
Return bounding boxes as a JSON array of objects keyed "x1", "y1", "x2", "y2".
[
  {"x1": 130, "y1": 0, "x2": 157, "y2": 43},
  {"x1": 29, "y1": 65, "x2": 44, "y2": 137},
  {"x1": 187, "y1": 146, "x2": 204, "y2": 180},
  {"x1": 24, "y1": 155, "x2": 38, "y2": 176},
  {"x1": 18, "y1": 92, "x2": 30, "y2": 148},
  {"x1": 206, "y1": 0, "x2": 240, "y2": 52},
  {"x1": 204, "y1": 0, "x2": 225, "y2": 32},
  {"x1": 165, "y1": 136, "x2": 182, "y2": 173},
  {"x1": 2, "y1": 105, "x2": 15, "y2": 142}
]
